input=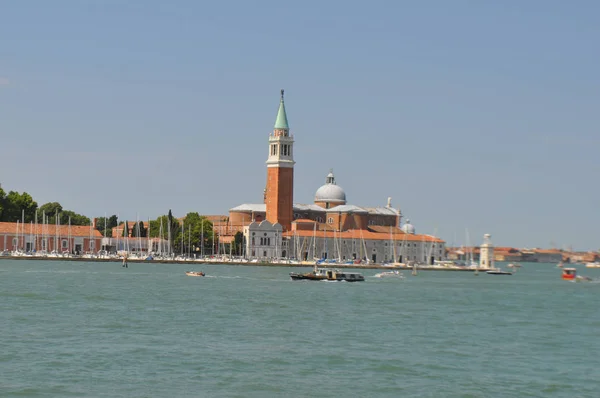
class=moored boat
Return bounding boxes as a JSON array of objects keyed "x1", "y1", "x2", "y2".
[
  {"x1": 185, "y1": 271, "x2": 205, "y2": 277},
  {"x1": 585, "y1": 262, "x2": 600, "y2": 268}
]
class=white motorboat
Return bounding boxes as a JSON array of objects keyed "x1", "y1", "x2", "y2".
[
  {"x1": 585, "y1": 262, "x2": 600, "y2": 268},
  {"x1": 373, "y1": 270, "x2": 404, "y2": 279}
]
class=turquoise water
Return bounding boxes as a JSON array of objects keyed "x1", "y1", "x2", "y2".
[{"x1": 1, "y1": 260, "x2": 599, "y2": 398}]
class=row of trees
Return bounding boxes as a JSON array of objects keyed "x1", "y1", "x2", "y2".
[{"x1": 0, "y1": 187, "x2": 90, "y2": 225}]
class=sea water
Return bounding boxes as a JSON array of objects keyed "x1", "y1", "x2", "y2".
[{"x1": 1, "y1": 260, "x2": 599, "y2": 397}]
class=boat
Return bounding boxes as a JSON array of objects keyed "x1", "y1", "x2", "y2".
[
  {"x1": 486, "y1": 268, "x2": 513, "y2": 275},
  {"x1": 507, "y1": 263, "x2": 522, "y2": 268},
  {"x1": 185, "y1": 271, "x2": 205, "y2": 277},
  {"x1": 373, "y1": 270, "x2": 404, "y2": 279},
  {"x1": 290, "y1": 264, "x2": 364, "y2": 282},
  {"x1": 561, "y1": 268, "x2": 577, "y2": 280},
  {"x1": 585, "y1": 262, "x2": 600, "y2": 268}
]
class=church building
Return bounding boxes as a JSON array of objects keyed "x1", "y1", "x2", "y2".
[{"x1": 228, "y1": 90, "x2": 446, "y2": 263}]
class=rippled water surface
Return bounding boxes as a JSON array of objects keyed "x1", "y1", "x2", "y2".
[{"x1": 1, "y1": 260, "x2": 599, "y2": 397}]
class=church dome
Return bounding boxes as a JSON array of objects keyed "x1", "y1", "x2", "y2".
[
  {"x1": 401, "y1": 219, "x2": 415, "y2": 234},
  {"x1": 314, "y1": 170, "x2": 346, "y2": 204}
]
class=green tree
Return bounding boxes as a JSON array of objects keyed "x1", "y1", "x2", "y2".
[
  {"x1": 0, "y1": 186, "x2": 6, "y2": 220},
  {"x1": 2, "y1": 191, "x2": 38, "y2": 222},
  {"x1": 95, "y1": 215, "x2": 118, "y2": 237},
  {"x1": 234, "y1": 231, "x2": 244, "y2": 256},
  {"x1": 60, "y1": 210, "x2": 90, "y2": 226},
  {"x1": 38, "y1": 202, "x2": 63, "y2": 220},
  {"x1": 149, "y1": 212, "x2": 213, "y2": 255},
  {"x1": 131, "y1": 221, "x2": 147, "y2": 237}
]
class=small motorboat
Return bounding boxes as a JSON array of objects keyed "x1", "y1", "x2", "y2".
[
  {"x1": 486, "y1": 269, "x2": 513, "y2": 275},
  {"x1": 185, "y1": 271, "x2": 205, "y2": 277},
  {"x1": 373, "y1": 270, "x2": 404, "y2": 279},
  {"x1": 561, "y1": 268, "x2": 577, "y2": 280},
  {"x1": 507, "y1": 263, "x2": 522, "y2": 268}
]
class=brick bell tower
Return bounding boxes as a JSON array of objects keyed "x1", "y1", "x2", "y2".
[{"x1": 265, "y1": 89, "x2": 295, "y2": 231}]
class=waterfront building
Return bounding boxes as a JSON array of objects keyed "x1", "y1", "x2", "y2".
[
  {"x1": 227, "y1": 90, "x2": 446, "y2": 263},
  {"x1": 0, "y1": 221, "x2": 103, "y2": 254}
]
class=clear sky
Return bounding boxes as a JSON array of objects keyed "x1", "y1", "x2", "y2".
[{"x1": 1, "y1": 0, "x2": 599, "y2": 250}]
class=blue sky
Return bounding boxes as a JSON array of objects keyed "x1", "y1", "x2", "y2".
[{"x1": 1, "y1": 0, "x2": 599, "y2": 250}]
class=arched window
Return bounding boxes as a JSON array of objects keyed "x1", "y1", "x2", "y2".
[{"x1": 328, "y1": 217, "x2": 334, "y2": 224}]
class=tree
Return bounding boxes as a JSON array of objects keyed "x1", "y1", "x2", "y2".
[
  {"x1": 1, "y1": 191, "x2": 38, "y2": 222},
  {"x1": 131, "y1": 221, "x2": 147, "y2": 237},
  {"x1": 95, "y1": 215, "x2": 118, "y2": 237},
  {"x1": 38, "y1": 202, "x2": 63, "y2": 219},
  {"x1": 149, "y1": 212, "x2": 213, "y2": 255},
  {"x1": 0, "y1": 186, "x2": 6, "y2": 220},
  {"x1": 234, "y1": 231, "x2": 244, "y2": 256},
  {"x1": 60, "y1": 210, "x2": 90, "y2": 226}
]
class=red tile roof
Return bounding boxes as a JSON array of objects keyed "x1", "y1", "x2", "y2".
[
  {"x1": 0, "y1": 222, "x2": 103, "y2": 238},
  {"x1": 284, "y1": 228, "x2": 444, "y2": 243}
]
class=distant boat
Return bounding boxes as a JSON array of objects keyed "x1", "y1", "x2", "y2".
[
  {"x1": 290, "y1": 264, "x2": 364, "y2": 282},
  {"x1": 373, "y1": 270, "x2": 404, "y2": 279},
  {"x1": 185, "y1": 271, "x2": 205, "y2": 277},
  {"x1": 585, "y1": 262, "x2": 600, "y2": 268},
  {"x1": 486, "y1": 269, "x2": 513, "y2": 275},
  {"x1": 561, "y1": 268, "x2": 577, "y2": 280},
  {"x1": 507, "y1": 263, "x2": 522, "y2": 268}
]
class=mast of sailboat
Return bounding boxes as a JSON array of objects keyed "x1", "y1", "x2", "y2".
[
  {"x1": 54, "y1": 209, "x2": 59, "y2": 253},
  {"x1": 200, "y1": 218, "x2": 204, "y2": 258},
  {"x1": 136, "y1": 214, "x2": 142, "y2": 257},
  {"x1": 116, "y1": 215, "x2": 120, "y2": 254},
  {"x1": 42, "y1": 211, "x2": 45, "y2": 252},
  {"x1": 181, "y1": 220, "x2": 184, "y2": 257},
  {"x1": 34, "y1": 209, "x2": 38, "y2": 252},
  {"x1": 159, "y1": 218, "x2": 164, "y2": 255},
  {"x1": 68, "y1": 216, "x2": 71, "y2": 254},
  {"x1": 167, "y1": 218, "x2": 172, "y2": 257}
]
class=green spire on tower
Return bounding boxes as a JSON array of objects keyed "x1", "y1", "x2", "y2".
[{"x1": 274, "y1": 89, "x2": 289, "y2": 129}]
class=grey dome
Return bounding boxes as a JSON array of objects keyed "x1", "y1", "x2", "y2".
[
  {"x1": 315, "y1": 184, "x2": 346, "y2": 203},
  {"x1": 314, "y1": 170, "x2": 346, "y2": 204},
  {"x1": 401, "y1": 219, "x2": 415, "y2": 234}
]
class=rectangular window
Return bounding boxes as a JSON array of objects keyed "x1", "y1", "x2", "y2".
[{"x1": 62, "y1": 240, "x2": 68, "y2": 249}]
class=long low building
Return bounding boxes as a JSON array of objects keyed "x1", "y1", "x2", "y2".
[{"x1": 0, "y1": 221, "x2": 103, "y2": 254}]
